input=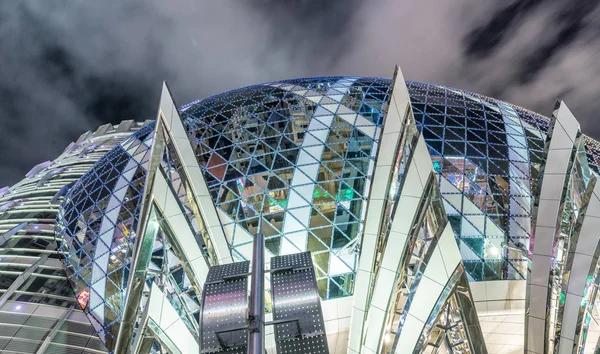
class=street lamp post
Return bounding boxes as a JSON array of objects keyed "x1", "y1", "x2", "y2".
[{"x1": 247, "y1": 233, "x2": 264, "y2": 354}]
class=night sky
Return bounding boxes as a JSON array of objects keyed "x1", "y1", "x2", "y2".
[{"x1": 1, "y1": 1, "x2": 600, "y2": 186}]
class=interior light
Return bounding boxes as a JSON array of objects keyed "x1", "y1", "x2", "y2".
[{"x1": 384, "y1": 331, "x2": 393, "y2": 344}]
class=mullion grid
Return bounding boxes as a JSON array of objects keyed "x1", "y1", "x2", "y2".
[
  {"x1": 409, "y1": 81, "x2": 537, "y2": 280},
  {"x1": 57, "y1": 126, "x2": 154, "y2": 347},
  {"x1": 185, "y1": 78, "x2": 387, "y2": 298}
]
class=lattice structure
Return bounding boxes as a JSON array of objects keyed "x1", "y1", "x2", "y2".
[
  {"x1": 183, "y1": 77, "x2": 390, "y2": 299},
  {"x1": 57, "y1": 123, "x2": 156, "y2": 348},
  {"x1": 407, "y1": 82, "x2": 547, "y2": 281},
  {"x1": 0, "y1": 120, "x2": 147, "y2": 353},
  {"x1": 181, "y1": 77, "x2": 600, "y2": 285},
  {"x1": 44, "y1": 75, "x2": 600, "y2": 353}
]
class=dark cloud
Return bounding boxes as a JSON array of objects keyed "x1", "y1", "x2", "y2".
[
  {"x1": 0, "y1": 0, "x2": 369, "y2": 186},
  {"x1": 246, "y1": 0, "x2": 365, "y2": 72},
  {"x1": 39, "y1": 45, "x2": 153, "y2": 126},
  {"x1": 464, "y1": 0, "x2": 542, "y2": 59},
  {"x1": 451, "y1": 2, "x2": 600, "y2": 137},
  {"x1": 0, "y1": 1, "x2": 165, "y2": 187},
  {"x1": 511, "y1": 0, "x2": 599, "y2": 83},
  {"x1": 1, "y1": 1, "x2": 599, "y2": 186}
]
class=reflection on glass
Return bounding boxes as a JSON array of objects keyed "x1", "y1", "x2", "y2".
[{"x1": 183, "y1": 77, "x2": 390, "y2": 299}]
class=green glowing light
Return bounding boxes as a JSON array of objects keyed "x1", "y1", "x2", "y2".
[
  {"x1": 338, "y1": 188, "x2": 354, "y2": 201},
  {"x1": 269, "y1": 197, "x2": 287, "y2": 208}
]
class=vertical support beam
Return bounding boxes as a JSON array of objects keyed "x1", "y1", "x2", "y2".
[
  {"x1": 159, "y1": 83, "x2": 232, "y2": 265},
  {"x1": 347, "y1": 65, "x2": 411, "y2": 354},
  {"x1": 525, "y1": 101, "x2": 581, "y2": 354},
  {"x1": 116, "y1": 82, "x2": 235, "y2": 352},
  {"x1": 561, "y1": 181, "x2": 600, "y2": 353},
  {"x1": 152, "y1": 169, "x2": 211, "y2": 295},
  {"x1": 114, "y1": 110, "x2": 166, "y2": 354},
  {"x1": 133, "y1": 282, "x2": 200, "y2": 354},
  {"x1": 349, "y1": 67, "x2": 486, "y2": 354},
  {"x1": 361, "y1": 136, "x2": 443, "y2": 353},
  {"x1": 248, "y1": 233, "x2": 265, "y2": 354}
]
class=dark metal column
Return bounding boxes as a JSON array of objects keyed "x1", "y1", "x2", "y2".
[{"x1": 247, "y1": 233, "x2": 264, "y2": 354}]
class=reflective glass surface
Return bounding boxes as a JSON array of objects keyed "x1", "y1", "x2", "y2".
[
  {"x1": 55, "y1": 76, "x2": 600, "y2": 349},
  {"x1": 183, "y1": 77, "x2": 390, "y2": 298},
  {"x1": 57, "y1": 123, "x2": 155, "y2": 348},
  {"x1": 407, "y1": 82, "x2": 548, "y2": 280},
  {"x1": 182, "y1": 78, "x2": 561, "y2": 283}
]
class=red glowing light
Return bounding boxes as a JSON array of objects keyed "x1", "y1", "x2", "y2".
[{"x1": 77, "y1": 289, "x2": 90, "y2": 309}]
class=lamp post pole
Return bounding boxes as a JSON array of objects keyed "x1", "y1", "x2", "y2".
[{"x1": 247, "y1": 232, "x2": 264, "y2": 354}]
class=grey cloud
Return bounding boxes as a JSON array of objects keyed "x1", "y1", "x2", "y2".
[
  {"x1": 0, "y1": 0, "x2": 366, "y2": 186},
  {"x1": 1, "y1": 1, "x2": 600, "y2": 187},
  {"x1": 439, "y1": 2, "x2": 600, "y2": 129},
  {"x1": 463, "y1": 0, "x2": 542, "y2": 60}
]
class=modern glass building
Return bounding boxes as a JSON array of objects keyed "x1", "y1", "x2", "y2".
[
  {"x1": 0, "y1": 120, "x2": 150, "y2": 353},
  {"x1": 2, "y1": 66, "x2": 600, "y2": 353}
]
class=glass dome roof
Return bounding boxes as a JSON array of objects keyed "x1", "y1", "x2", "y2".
[{"x1": 55, "y1": 76, "x2": 600, "y2": 348}]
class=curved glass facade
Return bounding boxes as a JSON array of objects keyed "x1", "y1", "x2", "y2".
[
  {"x1": 181, "y1": 77, "x2": 582, "y2": 283},
  {"x1": 57, "y1": 123, "x2": 155, "y2": 347},
  {"x1": 51, "y1": 76, "x2": 600, "y2": 352},
  {"x1": 56, "y1": 78, "x2": 581, "y2": 305},
  {"x1": 0, "y1": 120, "x2": 146, "y2": 354},
  {"x1": 407, "y1": 82, "x2": 545, "y2": 280},
  {"x1": 182, "y1": 77, "x2": 390, "y2": 298}
]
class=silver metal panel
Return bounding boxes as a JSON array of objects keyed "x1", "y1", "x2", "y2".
[
  {"x1": 0, "y1": 222, "x2": 28, "y2": 246},
  {"x1": 0, "y1": 254, "x2": 49, "y2": 308},
  {"x1": 206, "y1": 261, "x2": 250, "y2": 284},
  {"x1": 348, "y1": 66, "x2": 412, "y2": 354},
  {"x1": 271, "y1": 252, "x2": 328, "y2": 354},
  {"x1": 159, "y1": 82, "x2": 233, "y2": 266},
  {"x1": 200, "y1": 261, "x2": 250, "y2": 353},
  {"x1": 35, "y1": 306, "x2": 74, "y2": 354}
]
